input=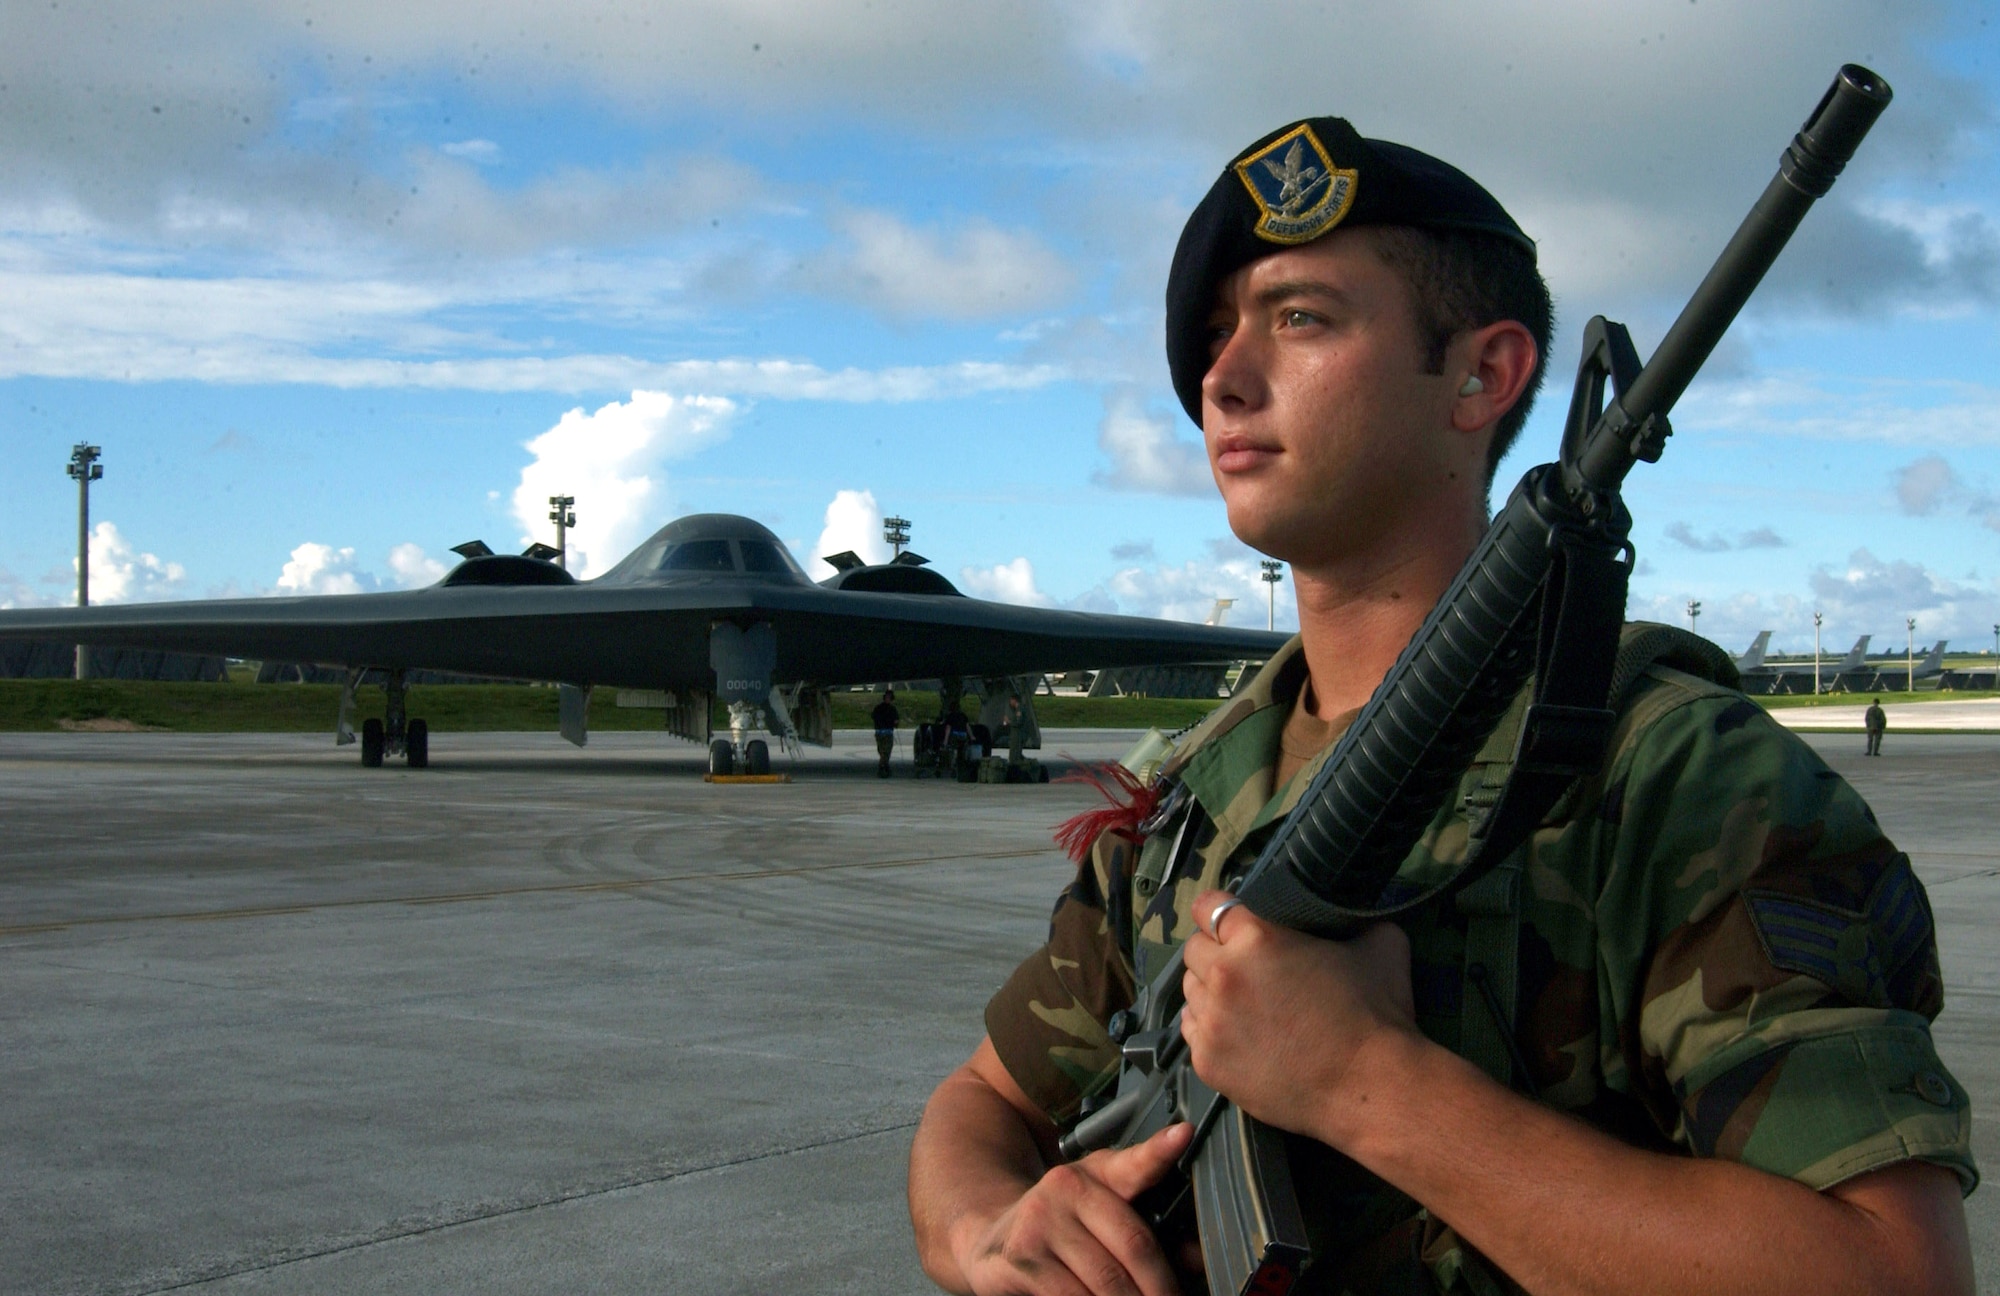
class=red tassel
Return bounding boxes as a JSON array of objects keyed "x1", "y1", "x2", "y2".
[{"x1": 1052, "y1": 761, "x2": 1160, "y2": 863}]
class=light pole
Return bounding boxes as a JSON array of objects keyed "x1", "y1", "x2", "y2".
[
  {"x1": 66, "y1": 443, "x2": 103, "y2": 680},
  {"x1": 1813, "y1": 610, "x2": 1823, "y2": 697},
  {"x1": 1687, "y1": 599, "x2": 1701, "y2": 636},
  {"x1": 547, "y1": 495, "x2": 576, "y2": 570},
  {"x1": 883, "y1": 515, "x2": 911, "y2": 558},
  {"x1": 1259, "y1": 559, "x2": 1283, "y2": 632},
  {"x1": 1907, "y1": 616, "x2": 1916, "y2": 693}
]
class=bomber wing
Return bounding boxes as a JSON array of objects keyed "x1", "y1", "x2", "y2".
[{"x1": 0, "y1": 572, "x2": 1283, "y2": 687}]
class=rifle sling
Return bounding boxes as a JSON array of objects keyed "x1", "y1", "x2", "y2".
[{"x1": 1450, "y1": 530, "x2": 1627, "y2": 1092}]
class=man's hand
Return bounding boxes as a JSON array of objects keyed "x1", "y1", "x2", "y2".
[
  {"x1": 952, "y1": 1121, "x2": 1194, "y2": 1296},
  {"x1": 1179, "y1": 890, "x2": 1421, "y2": 1146},
  {"x1": 910, "y1": 1038, "x2": 1198, "y2": 1296}
]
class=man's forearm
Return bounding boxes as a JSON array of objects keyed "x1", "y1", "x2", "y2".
[
  {"x1": 909, "y1": 1062, "x2": 1048, "y2": 1293},
  {"x1": 1322, "y1": 1029, "x2": 1971, "y2": 1296}
]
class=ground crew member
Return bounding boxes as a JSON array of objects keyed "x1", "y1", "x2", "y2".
[
  {"x1": 873, "y1": 689, "x2": 899, "y2": 778},
  {"x1": 1867, "y1": 696, "x2": 1888, "y2": 756},
  {"x1": 908, "y1": 116, "x2": 1974, "y2": 1295}
]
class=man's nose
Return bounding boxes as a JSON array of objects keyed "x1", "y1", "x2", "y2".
[{"x1": 1203, "y1": 325, "x2": 1268, "y2": 414}]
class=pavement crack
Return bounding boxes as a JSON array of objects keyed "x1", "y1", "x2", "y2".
[{"x1": 123, "y1": 1117, "x2": 922, "y2": 1295}]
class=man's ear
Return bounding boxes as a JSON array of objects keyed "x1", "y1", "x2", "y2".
[{"x1": 1449, "y1": 321, "x2": 1538, "y2": 435}]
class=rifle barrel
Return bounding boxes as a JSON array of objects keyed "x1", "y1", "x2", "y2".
[{"x1": 1578, "y1": 65, "x2": 1891, "y2": 491}]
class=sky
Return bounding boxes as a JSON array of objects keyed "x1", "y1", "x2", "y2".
[{"x1": 1, "y1": 1, "x2": 1997, "y2": 657}]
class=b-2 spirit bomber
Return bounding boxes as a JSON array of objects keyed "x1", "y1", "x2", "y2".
[{"x1": 0, "y1": 513, "x2": 1286, "y2": 773}]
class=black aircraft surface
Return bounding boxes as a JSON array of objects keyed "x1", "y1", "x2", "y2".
[{"x1": 0, "y1": 514, "x2": 1286, "y2": 771}]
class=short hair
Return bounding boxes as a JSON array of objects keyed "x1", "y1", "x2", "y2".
[{"x1": 1370, "y1": 227, "x2": 1554, "y2": 483}]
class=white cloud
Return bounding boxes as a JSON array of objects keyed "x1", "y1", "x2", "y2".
[
  {"x1": 959, "y1": 557, "x2": 1053, "y2": 607},
  {"x1": 275, "y1": 542, "x2": 367, "y2": 596},
  {"x1": 0, "y1": 564, "x2": 52, "y2": 610},
  {"x1": 1893, "y1": 454, "x2": 2000, "y2": 530},
  {"x1": 1807, "y1": 549, "x2": 1996, "y2": 637},
  {"x1": 809, "y1": 489, "x2": 889, "y2": 579},
  {"x1": 386, "y1": 542, "x2": 447, "y2": 587},
  {"x1": 1896, "y1": 455, "x2": 1957, "y2": 515},
  {"x1": 83, "y1": 521, "x2": 186, "y2": 604},
  {"x1": 812, "y1": 209, "x2": 1075, "y2": 320},
  {"x1": 0, "y1": 1, "x2": 1971, "y2": 335},
  {"x1": 0, "y1": 262, "x2": 1068, "y2": 395},
  {"x1": 1092, "y1": 391, "x2": 1212, "y2": 496},
  {"x1": 1675, "y1": 374, "x2": 2000, "y2": 448},
  {"x1": 1073, "y1": 540, "x2": 1292, "y2": 628},
  {"x1": 439, "y1": 138, "x2": 501, "y2": 164},
  {"x1": 1631, "y1": 550, "x2": 1999, "y2": 651},
  {"x1": 1663, "y1": 522, "x2": 1787, "y2": 553},
  {"x1": 511, "y1": 390, "x2": 735, "y2": 578}
]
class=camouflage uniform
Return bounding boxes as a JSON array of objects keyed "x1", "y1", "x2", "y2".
[{"x1": 986, "y1": 632, "x2": 1975, "y2": 1294}]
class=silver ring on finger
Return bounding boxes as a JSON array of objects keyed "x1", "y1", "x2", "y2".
[{"x1": 1208, "y1": 897, "x2": 1245, "y2": 941}]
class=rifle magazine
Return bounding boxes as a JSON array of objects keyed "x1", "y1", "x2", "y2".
[{"x1": 1193, "y1": 1101, "x2": 1311, "y2": 1296}]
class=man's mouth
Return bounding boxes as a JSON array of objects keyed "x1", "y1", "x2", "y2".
[{"x1": 1211, "y1": 433, "x2": 1280, "y2": 474}]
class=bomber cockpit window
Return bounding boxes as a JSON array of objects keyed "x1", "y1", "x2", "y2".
[
  {"x1": 738, "y1": 540, "x2": 803, "y2": 575},
  {"x1": 656, "y1": 539, "x2": 736, "y2": 573}
]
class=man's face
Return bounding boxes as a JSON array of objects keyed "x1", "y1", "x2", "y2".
[{"x1": 1201, "y1": 228, "x2": 1467, "y2": 568}]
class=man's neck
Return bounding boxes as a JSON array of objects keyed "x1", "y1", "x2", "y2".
[{"x1": 1290, "y1": 512, "x2": 1483, "y2": 720}]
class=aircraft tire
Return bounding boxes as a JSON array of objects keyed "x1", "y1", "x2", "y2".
[
  {"x1": 708, "y1": 738, "x2": 734, "y2": 776},
  {"x1": 361, "y1": 718, "x2": 385, "y2": 768},
  {"x1": 744, "y1": 739, "x2": 770, "y2": 775},
  {"x1": 406, "y1": 719, "x2": 429, "y2": 769}
]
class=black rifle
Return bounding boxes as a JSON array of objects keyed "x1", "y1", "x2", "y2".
[{"x1": 1060, "y1": 65, "x2": 1893, "y2": 1296}]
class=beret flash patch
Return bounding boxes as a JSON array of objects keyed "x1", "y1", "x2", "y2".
[{"x1": 1234, "y1": 124, "x2": 1358, "y2": 245}]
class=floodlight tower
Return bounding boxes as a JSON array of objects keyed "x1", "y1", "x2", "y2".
[
  {"x1": 1813, "y1": 610, "x2": 1823, "y2": 696},
  {"x1": 1687, "y1": 598, "x2": 1701, "y2": 636},
  {"x1": 66, "y1": 443, "x2": 103, "y2": 680},
  {"x1": 1259, "y1": 559, "x2": 1283, "y2": 632},
  {"x1": 883, "y1": 515, "x2": 911, "y2": 559},
  {"x1": 547, "y1": 495, "x2": 576, "y2": 570},
  {"x1": 1907, "y1": 616, "x2": 1916, "y2": 693}
]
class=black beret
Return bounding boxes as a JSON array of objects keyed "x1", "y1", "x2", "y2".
[{"x1": 1165, "y1": 117, "x2": 1535, "y2": 424}]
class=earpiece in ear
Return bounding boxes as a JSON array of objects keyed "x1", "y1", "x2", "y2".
[{"x1": 1458, "y1": 374, "x2": 1485, "y2": 396}]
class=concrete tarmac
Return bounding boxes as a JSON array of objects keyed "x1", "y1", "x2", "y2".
[{"x1": 3, "y1": 727, "x2": 1997, "y2": 1294}]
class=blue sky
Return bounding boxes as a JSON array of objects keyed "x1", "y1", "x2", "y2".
[{"x1": 1, "y1": 1, "x2": 1997, "y2": 656}]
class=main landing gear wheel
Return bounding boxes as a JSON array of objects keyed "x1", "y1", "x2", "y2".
[
  {"x1": 744, "y1": 739, "x2": 771, "y2": 775},
  {"x1": 406, "y1": 718, "x2": 429, "y2": 768},
  {"x1": 708, "y1": 738, "x2": 735, "y2": 776},
  {"x1": 361, "y1": 718, "x2": 385, "y2": 768}
]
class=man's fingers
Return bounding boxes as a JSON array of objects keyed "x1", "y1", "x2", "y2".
[
  {"x1": 1016, "y1": 1159, "x2": 1183, "y2": 1296},
  {"x1": 1191, "y1": 889, "x2": 1235, "y2": 940},
  {"x1": 1066, "y1": 1186, "x2": 1184, "y2": 1296},
  {"x1": 1090, "y1": 1121, "x2": 1193, "y2": 1200}
]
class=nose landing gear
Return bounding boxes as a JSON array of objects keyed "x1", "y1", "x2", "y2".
[{"x1": 339, "y1": 667, "x2": 430, "y2": 768}]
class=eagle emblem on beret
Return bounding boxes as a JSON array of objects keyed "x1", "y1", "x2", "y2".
[{"x1": 1234, "y1": 124, "x2": 1358, "y2": 245}]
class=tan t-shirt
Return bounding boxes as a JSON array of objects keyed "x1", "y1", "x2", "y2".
[{"x1": 1275, "y1": 675, "x2": 1359, "y2": 789}]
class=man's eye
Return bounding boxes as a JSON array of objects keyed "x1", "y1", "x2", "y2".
[{"x1": 1280, "y1": 309, "x2": 1321, "y2": 328}]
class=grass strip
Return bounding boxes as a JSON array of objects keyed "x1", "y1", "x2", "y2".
[{"x1": 0, "y1": 678, "x2": 1227, "y2": 734}]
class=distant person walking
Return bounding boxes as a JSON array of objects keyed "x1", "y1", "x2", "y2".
[
  {"x1": 1865, "y1": 697, "x2": 1886, "y2": 756},
  {"x1": 871, "y1": 689, "x2": 899, "y2": 777}
]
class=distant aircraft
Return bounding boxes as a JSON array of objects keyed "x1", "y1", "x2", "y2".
[
  {"x1": 1837, "y1": 640, "x2": 1948, "y2": 691},
  {"x1": 1736, "y1": 633, "x2": 1872, "y2": 695},
  {"x1": 0, "y1": 513, "x2": 1285, "y2": 772},
  {"x1": 1204, "y1": 598, "x2": 1236, "y2": 627}
]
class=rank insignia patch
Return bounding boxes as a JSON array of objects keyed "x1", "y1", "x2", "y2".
[{"x1": 1234, "y1": 124, "x2": 1358, "y2": 245}]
